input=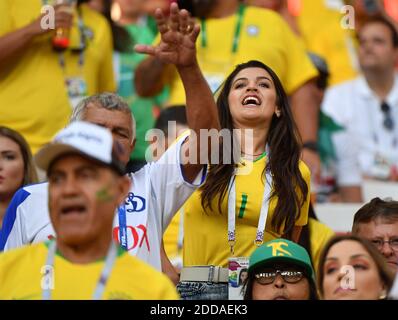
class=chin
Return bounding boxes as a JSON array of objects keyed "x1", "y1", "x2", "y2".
[{"x1": 57, "y1": 230, "x2": 92, "y2": 246}]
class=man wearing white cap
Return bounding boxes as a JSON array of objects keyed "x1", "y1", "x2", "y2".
[
  {"x1": 0, "y1": 3, "x2": 219, "y2": 272},
  {"x1": 0, "y1": 121, "x2": 179, "y2": 299}
]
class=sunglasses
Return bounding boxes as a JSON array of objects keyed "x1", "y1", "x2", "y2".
[
  {"x1": 254, "y1": 269, "x2": 304, "y2": 285},
  {"x1": 380, "y1": 101, "x2": 394, "y2": 131}
]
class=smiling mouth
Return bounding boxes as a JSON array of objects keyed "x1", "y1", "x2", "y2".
[{"x1": 242, "y1": 95, "x2": 261, "y2": 106}]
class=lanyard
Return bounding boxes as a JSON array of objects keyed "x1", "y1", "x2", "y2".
[
  {"x1": 227, "y1": 151, "x2": 272, "y2": 255},
  {"x1": 58, "y1": 6, "x2": 86, "y2": 72},
  {"x1": 118, "y1": 205, "x2": 128, "y2": 251},
  {"x1": 200, "y1": 3, "x2": 245, "y2": 54},
  {"x1": 42, "y1": 240, "x2": 118, "y2": 300},
  {"x1": 177, "y1": 207, "x2": 184, "y2": 251}
]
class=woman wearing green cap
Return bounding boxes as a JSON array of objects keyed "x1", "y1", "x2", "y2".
[{"x1": 243, "y1": 239, "x2": 318, "y2": 300}]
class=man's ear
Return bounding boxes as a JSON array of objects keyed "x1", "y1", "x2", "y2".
[{"x1": 130, "y1": 138, "x2": 136, "y2": 154}]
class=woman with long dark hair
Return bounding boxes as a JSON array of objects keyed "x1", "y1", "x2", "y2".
[{"x1": 178, "y1": 60, "x2": 311, "y2": 300}]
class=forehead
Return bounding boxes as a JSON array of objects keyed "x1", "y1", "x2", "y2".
[
  {"x1": 82, "y1": 104, "x2": 132, "y2": 131},
  {"x1": 359, "y1": 22, "x2": 392, "y2": 40},
  {"x1": 327, "y1": 240, "x2": 369, "y2": 260},
  {"x1": 49, "y1": 153, "x2": 102, "y2": 173},
  {"x1": 0, "y1": 136, "x2": 21, "y2": 152},
  {"x1": 233, "y1": 67, "x2": 273, "y2": 82},
  {"x1": 357, "y1": 219, "x2": 398, "y2": 238}
]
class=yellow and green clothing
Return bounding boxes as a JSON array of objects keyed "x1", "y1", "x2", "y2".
[
  {"x1": 0, "y1": 1, "x2": 115, "y2": 154},
  {"x1": 183, "y1": 155, "x2": 311, "y2": 268},
  {"x1": 0, "y1": 242, "x2": 178, "y2": 300},
  {"x1": 158, "y1": 6, "x2": 317, "y2": 106}
]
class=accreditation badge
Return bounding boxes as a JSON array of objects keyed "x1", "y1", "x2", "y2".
[
  {"x1": 228, "y1": 256, "x2": 249, "y2": 300},
  {"x1": 65, "y1": 76, "x2": 88, "y2": 109}
]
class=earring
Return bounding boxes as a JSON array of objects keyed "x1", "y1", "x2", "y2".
[
  {"x1": 275, "y1": 110, "x2": 281, "y2": 117},
  {"x1": 379, "y1": 290, "x2": 387, "y2": 300}
]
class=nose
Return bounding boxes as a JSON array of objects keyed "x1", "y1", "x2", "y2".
[
  {"x1": 62, "y1": 176, "x2": 79, "y2": 197},
  {"x1": 273, "y1": 274, "x2": 286, "y2": 289},
  {"x1": 380, "y1": 242, "x2": 394, "y2": 258},
  {"x1": 246, "y1": 81, "x2": 258, "y2": 92}
]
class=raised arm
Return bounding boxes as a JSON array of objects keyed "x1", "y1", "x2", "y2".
[{"x1": 135, "y1": 3, "x2": 220, "y2": 182}]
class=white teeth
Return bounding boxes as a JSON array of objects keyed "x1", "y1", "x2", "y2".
[{"x1": 243, "y1": 96, "x2": 260, "y2": 105}]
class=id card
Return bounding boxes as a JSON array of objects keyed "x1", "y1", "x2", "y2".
[
  {"x1": 228, "y1": 257, "x2": 249, "y2": 300},
  {"x1": 65, "y1": 76, "x2": 87, "y2": 109}
]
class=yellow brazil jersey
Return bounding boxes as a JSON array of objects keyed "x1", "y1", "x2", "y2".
[
  {"x1": 295, "y1": 0, "x2": 358, "y2": 85},
  {"x1": 163, "y1": 210, "x2": 183, "y2": 265},
  {"x1": 0, "y1": 1, "x2": 115, "y2": 154},
  {"x1": 159, "y1": 6, "x2": 317, "y2": 106},
  {"x1": 0, "y1": 242, "x2": 178, "y2": 300},
  {"x1": 183, "y1": 155, "x2": 311, "y2": 268},
  {"x1": 308, "y1": 217, "x2": 335, "y2": 273}
]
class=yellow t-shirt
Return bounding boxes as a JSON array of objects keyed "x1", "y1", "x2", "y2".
[
  {"x1": 0, "y1": 242, "x2": 179, "y2": 300},
  {"x1": 183, "y1": 155, "x2": 311, "y2": 267},
  {"x1": 295, "y1": 0, "x2": 358, "y2": 85},
  {"x1": 308, "y1": 217, "x2": 335, "y2": 273},
  {"x1": 163, "y1": 210, "x2": 183, "y2": 264},
  {"x1": 159, "y1": 6, "x2": 317, "y2": 106},
  {"x1": 0, "y1": 1, "x2": 115, "y2": 154}
]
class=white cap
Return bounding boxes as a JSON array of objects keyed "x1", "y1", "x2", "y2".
[{"x1": 35, "y1": 121, "x2": 125, "y2": 175}]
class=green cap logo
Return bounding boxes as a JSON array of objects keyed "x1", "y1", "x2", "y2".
[{"x1": 267, "y1": 241, "x2": 292, "y2": 257}]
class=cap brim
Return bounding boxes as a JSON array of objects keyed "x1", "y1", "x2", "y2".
[
  {"x1": 249, "y1": 256, "x2": 314, "y2": 280},
  {"x1": 35, "y1": 143, "x2": 125, "y2": 176}
]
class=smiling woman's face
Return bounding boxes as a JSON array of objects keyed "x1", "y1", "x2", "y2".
[
  {"x1": 227, "y1": 67, "x2": 278, "y2": 129},
  {"x1": 322, "y1": 240, "x2": 386, "y2": 300}
]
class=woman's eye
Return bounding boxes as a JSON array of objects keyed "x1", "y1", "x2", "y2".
[
  {"x1": 325, "y1": 267, "x2": 337, "y2": 274},
  {"x1": 234, "y1": 83, "x2": 245, "y2": 89},
  {"x1": 353, "y1": 264, "x2": 367, "y2": 270},
  {"x1": 259, "y1": 82, "x2": 269, "y2": 88}
]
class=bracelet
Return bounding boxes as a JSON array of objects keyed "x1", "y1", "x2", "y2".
[{"x1": 302, "y1": 141, "x2": 319, "y2": 152}]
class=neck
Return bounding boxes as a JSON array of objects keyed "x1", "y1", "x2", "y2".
[
  {"x1": 56, "y1": 237, "x2": 113, "y2": 264},
  {"x1": 118, "y1": 13, "x2": 142, "y2": 25},
  {"x1": 364, "y1": 69, "x2": 395, "y2": 100},
  {"x1": 208, "y1": 0, "x2": 240, "y2": 18},
  {"x1": 238, "y1": 125, "x2": 269, "y2": 157},
  {"x1": 0, "y1": 195, "x2": 12, "y2": 228}
]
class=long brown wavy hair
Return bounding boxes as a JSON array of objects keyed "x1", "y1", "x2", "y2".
[{"x1": 200, "y1": 60, "x2": 308, "y2": 239}]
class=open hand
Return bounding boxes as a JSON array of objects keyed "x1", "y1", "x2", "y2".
[{"x1": 134, "y1": 2, "x2": 200, "y2": 68}]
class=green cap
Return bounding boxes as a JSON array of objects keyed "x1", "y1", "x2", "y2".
[{"x1": 248, "y1": 239, "x2": 315, "y2": 280}]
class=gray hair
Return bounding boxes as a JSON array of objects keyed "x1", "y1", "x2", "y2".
[{"x1": 70, "y1": 92, "x2": 136, "y2": 142}]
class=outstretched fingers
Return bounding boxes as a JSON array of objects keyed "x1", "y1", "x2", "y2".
[
  {"x1": 134, "y1": 44, "x2": 156, "y2": 55},
  {"x1": 154, "y1": 7, "x2": 168, "y2": 35},
  {"x1": 169, "y1": 2, "x2": 180, "y2": 32}
]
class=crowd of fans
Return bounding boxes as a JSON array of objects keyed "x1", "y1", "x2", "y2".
[{"x1": 0, "y1": 0, "x2": 398, "y2": 300}]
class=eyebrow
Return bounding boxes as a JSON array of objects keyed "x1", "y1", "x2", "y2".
[
  {"x1": 232, "y1": 76, "x2": 272, "y2": 84},
  {"x1": 325, "y1": 254, "x2": 370, "y2": 262}
]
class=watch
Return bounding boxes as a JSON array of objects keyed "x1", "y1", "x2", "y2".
[{"x1": 302, "y1": 141, "x2": 319, "y2": 153}]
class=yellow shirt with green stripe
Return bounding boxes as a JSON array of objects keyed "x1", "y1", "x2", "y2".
[
  {"x1": 183, "y1": 155, "x2": 311, "y2": 268},
  {"x1": 0, "y1": 242, "x2": 178, "y2": 300},
  {"x1": 157, "y1": 6, "x2": 317, "y2": 106}
]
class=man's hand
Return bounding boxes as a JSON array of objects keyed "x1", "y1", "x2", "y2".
[
  {"x1": 134, "y1": 3, "x2": 200, "y2": 68},
  {"x1": 27, "y1": 4, "x2": 74, "y2": 37}
]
